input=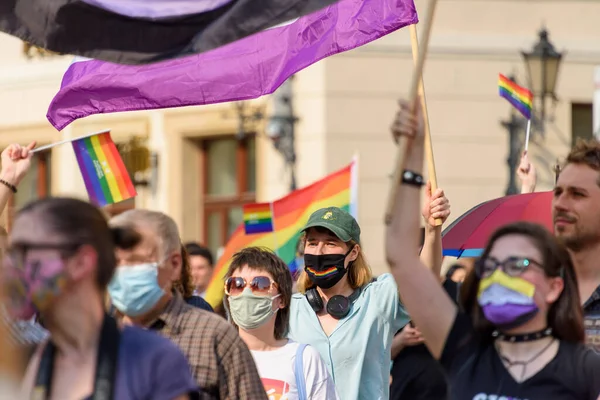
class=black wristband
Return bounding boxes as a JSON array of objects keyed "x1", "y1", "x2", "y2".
[
  {"x1": 0, "y1": 179, "x2": 17, "y2": 193},
  {"x1": 401, "y1": 170, "x2": 425, "y2": 187}
]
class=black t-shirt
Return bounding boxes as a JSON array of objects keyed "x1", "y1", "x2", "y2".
[
  {"x1": 441, "y1": 313, "x2": 600, "y2": 400},
  {"x1": 390, "y1": 279, "x2": 460, "y2": 400},
  {"x1": 390, "y1": 342, "x2": 447, "y2": 400}
]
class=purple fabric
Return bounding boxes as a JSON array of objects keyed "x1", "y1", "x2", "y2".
[
  {"x1": 114, "y1": 325, "x2": 199, "y2": 399},
  {"x1": 47, "y1": 0, "x2": 418, "y2": 131},
  {"x1": 481, "y1": 303, "x2": 538, "y2": 327}
]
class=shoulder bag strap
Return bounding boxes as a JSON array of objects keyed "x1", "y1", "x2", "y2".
[
  {"x1": 294, "y1": 343, "x2": 308, "y2": 400},
  {"x1": 93, "y1": 315, "x2": 120, "y2": 400},
  {"x1": 32, "y1": 314, "x2": 121, "y2": 400}
]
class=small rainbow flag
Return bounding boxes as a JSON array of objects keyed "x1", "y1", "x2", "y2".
[
  {"x1": 243, "y1": 203, "x2": 274, "y2": 234},
  {"x1": 498, "y1": 74, "x2": 533, "y2": 120},
  {"x1": 72, "y1": 131, "x2": 137, "y2": 207}
]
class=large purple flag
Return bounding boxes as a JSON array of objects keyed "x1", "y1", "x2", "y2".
[{"x1": 47, "y1": 0, "x2": 418, "y2": 131}]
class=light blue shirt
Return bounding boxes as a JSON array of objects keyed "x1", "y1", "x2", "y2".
[{"x1": 288, "y1": 273, "x2": 410, "y2": 400}]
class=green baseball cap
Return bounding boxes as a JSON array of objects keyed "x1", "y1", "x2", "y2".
[{"x1": 302, "y1": 207, "x2": 361, "y2": 244}]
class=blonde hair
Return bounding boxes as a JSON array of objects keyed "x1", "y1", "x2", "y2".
[
  {"x1": 109, "y1": 210, "x2": 194, "y2": 298},
  {"x1": 296, "y1": 236, "x2": 373, "y2": 293}
]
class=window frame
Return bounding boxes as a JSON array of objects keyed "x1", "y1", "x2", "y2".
[
  {"x1": 571, "y1": 102, "x2": 593, "y2": 146},
  {"x1": 201, "y1": 135, "x2": 256, "y2": 252}
]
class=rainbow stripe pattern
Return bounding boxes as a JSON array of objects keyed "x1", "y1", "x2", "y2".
[
  {"x1": 243, "y1": 203, "x2": 274, "y2": 234},
  {"x1": 205, "y1": 158, "x2": 358, "y2": 307},
  {"x1": 498, "y1": 74, "x2": 533, "y2": 119},
  {"x1": 72, "y1": 131, "x2": 137, "y2": 207},
  {"x1": 306, "y1": 266, "x2": 338, "y2": 277}
]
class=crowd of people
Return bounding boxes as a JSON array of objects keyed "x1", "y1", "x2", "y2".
[{"x1": 0, "y1": 98, "x2": 600, "y2": 399}]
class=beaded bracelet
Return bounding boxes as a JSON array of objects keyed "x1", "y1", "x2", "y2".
[{"x1": 0, "y1": 179, "x2": 17, "y2": 193}]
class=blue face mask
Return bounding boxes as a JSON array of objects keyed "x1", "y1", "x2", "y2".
[{"x1": 108, "y1": 263, "x2": 165, "y2": 317}]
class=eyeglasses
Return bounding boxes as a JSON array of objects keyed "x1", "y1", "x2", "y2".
[
  {"x1": 5, "y1": 243, "x2": 81, "y2": 268},
  {"x1": 224, "y1": 276, "x2": 277, "y2": 296},
  {"x1": 475, "y1": 256, "x2": 542, "y2": 278}
]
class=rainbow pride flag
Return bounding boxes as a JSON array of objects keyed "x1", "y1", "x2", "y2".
[
  {"x1": 205, "y1": 158, "x2": 358, "y2": 307},
  {"x1": 243, "y1": 203, "x2": 274, "y2": 234},
  {"x1": 498, "y1": 73, "x2": 533, "y2": 119},
  {"x1": 72, "y1": 131, "x2": 137, "y2": 207}
]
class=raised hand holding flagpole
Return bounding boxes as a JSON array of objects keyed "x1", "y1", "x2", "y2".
[{"x1": 385, "y1": 0, "x2": 439, "y2": 225}]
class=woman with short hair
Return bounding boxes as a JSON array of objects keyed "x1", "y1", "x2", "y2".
[{"x1": 225, "y1": 247, "x2": 338, "y2": 399}]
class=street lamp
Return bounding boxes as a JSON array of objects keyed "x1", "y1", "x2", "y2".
[
  {"x1": 266, "y1": 77, "x2": 298, "y2": 192},
  {"x1": 231, "y1": 102, "x2": 264, "y2": 140},
  {"x1": 521, "y1": 28, "x2": 563, "y2": 127}
]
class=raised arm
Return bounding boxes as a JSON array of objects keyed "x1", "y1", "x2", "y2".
[
  {"x1": 385, "y1": 99, "x2": 456, "y2": 359},
  {"x1": 517, "y1": 151, "x2": 537, "y2": 194},
  {"x1": 419, "y1": 183, "x2": 450, "y2": 277},
  {"x1": 0, "y1": 142, "x2": 36, "y2": 215}
]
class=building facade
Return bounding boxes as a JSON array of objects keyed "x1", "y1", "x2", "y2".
[{"x1": 1, "y1": 0, "x2": 600, "y2": 274}]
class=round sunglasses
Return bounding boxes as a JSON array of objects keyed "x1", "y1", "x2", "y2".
[{"x1": 224, "y1": 276, "x2": 278, "y2": 296}]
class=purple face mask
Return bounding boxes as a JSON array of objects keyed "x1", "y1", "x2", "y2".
[
  {"x1": 477, "y1": 269, "x2": 539, "y2": 329},
  {"x1": 2, "y1": 256, "x2": 69, "y2": 320}
]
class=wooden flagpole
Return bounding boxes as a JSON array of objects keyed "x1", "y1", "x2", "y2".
[
  {"x1": 385, "y1": 0, "x2": 439, "y2": 224},
  {"x1": 409, "y1": 23, "x2": 441, "y2": 226}
]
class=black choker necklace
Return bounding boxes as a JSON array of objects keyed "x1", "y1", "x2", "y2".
[{"x1": 492, "y1": 327, "x2": 552, "y2": 343}]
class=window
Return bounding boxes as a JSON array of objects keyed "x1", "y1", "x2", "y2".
[
  {"x1": 202, "y1": 136, "x2": 256, "y2": 257},
  {"x1": 6, "y1": 151, "x2": 51, "y2": 230},
  {"x1": 572, "y1": 103, "x2": 593, "y2": 146}
]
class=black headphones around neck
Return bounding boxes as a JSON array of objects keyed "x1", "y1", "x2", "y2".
[{"x1": 305, "y1": 287, "x2": 362, "y2": 320}]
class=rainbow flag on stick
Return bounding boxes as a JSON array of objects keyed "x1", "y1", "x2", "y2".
[
  {"x1": 243, "y1": 203, "x2": 274, "y2": 234},
  {"x1": 205, "y1": 158, "x2": 358, "y2": 307},
  {"x1": 498, "y1": 74, "x2": 533, "y2": 120},
  {"x1": 72, "y1": 131, "x2": 137, "y2": 207}
]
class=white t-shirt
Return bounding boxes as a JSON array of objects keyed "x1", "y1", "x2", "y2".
[{"x1": 250, "y1": 340, "x2": 339, "y2": 400}]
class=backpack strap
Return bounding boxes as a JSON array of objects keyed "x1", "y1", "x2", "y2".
[{"x1": 294, "y1": 343, "x2": 308, "y2": 400}]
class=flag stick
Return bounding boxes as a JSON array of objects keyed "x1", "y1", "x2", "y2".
[
  {"x1": 524, "y1": 119, "x2": 532, "y2": 152},
  {"x1": 31, "y1": 129, "x2": 110, "y2": 153},
  {"x1": 385, "y1": 0, "x2": 439, "y2": 225},
  {"x1": 409, "y1": 24, "x2": 441, "y2": 227}
]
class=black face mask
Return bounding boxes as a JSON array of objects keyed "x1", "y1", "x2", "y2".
[{"x1": 304, "y1": 248, "x2": 354, "y2": 289}]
